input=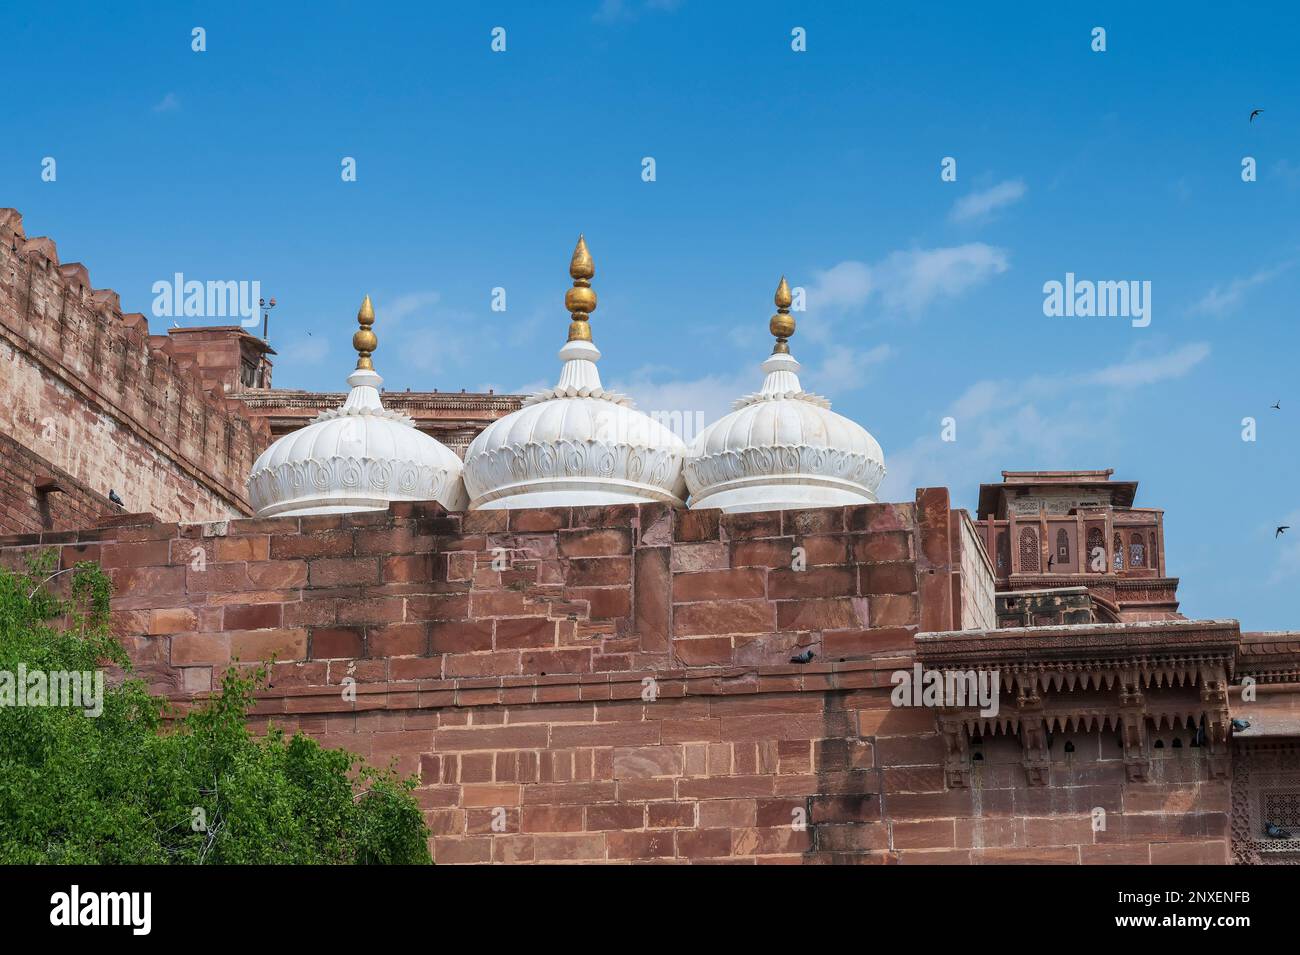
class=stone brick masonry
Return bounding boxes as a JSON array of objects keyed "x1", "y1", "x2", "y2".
[
  {"x1": 0, "y1": 489, "x2": 1238, "y2": 864},
  {"x1": 0, "y1": 209, "x2": 263, "y2": 528},
  {"x1": 0, "y1": 431, "x2": 112, "y2": 534}
]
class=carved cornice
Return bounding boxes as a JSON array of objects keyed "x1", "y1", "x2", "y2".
[
  {"x1": 917, "y1": 619, "x2": 1238, "y2": 671},
  {"x1": 993, "y1": 574, "x2": 1179, "y2": 602},
  {"x1": 235, "y1": 391, "x2": 524, "y2": 414},
  {"x1": 1237, "y1": 632, "x2": 1300, "y2": 684},
  {"x1": 920, "y1": 620, "x2": 1239, "y2": 788}
]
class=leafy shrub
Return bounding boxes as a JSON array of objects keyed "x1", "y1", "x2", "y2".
[{"x1": 0, "y1": 553, "x2": 430, "y2": 864}]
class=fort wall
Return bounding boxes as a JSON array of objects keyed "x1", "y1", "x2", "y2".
[
  {"x1": 0, "y1": 493, "x2": 1233, "y2": 864},
  {"x1": 0, "y1": 209, "x2": 264, "y2": 528}
]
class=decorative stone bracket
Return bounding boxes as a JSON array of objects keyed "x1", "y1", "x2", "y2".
[{"x1": 918, "y1": 620, "x2": 1240, "y2": 788}]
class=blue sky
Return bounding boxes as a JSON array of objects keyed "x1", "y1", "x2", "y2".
[{"x1": 4, "y1": 1, "x2": 1299, "y2": 628}]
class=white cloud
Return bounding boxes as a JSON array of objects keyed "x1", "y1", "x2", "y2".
[
  {"x1": 808, "y1": 261, "x2": 872, "y2": 311},
  {"x1": 874, "y1": 244, "x2": 1010, "y2": 314},
  {"x1": 606, "y1": 339, "x2": 895, "y2": 449},
  {"x1": 878, "y1": 342, "x2": 1211, "y2": 505},
  {"x1": 949, "y1": 179, "x2": 1027, "y2": 224},
  {"x1": 812, "y1": 343, "x2": 893, "y2": 393},
  {"x1": 1191, "y1": 261, "x2": 1293, "y2": 316},
  {"x1": 810, "y1": 244, "x2": 1008, "y2": 318},
  {"x1": 611, "y1": 365, "x2": 750, "y2": 425},
  {"x1": 511, "y1": 377, "x2": 552, "y2": 395},
  {"x1": 382, "y1": 291, "x2": 441, "y2": 325},
  {"x1": 1084, "y1": 343, "x2": 1211, "y2": 388}
]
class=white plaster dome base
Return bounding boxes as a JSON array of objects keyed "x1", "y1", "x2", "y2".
[
  {"x1": 247, "y1": 369, "x2": 468, "y2": 517},
  {"x1": 464, "y1": 340, "x2": 687, "y2": 509},
  {"x1": 684, "y1": 352, "x2": 885, "y2": 513}
]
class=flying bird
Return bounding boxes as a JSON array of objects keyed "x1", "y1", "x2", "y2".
[
  {"x1": 1277, "y1": 526, "x2": 1290, "y2": 538},
  {"x1": 1231, "y1": 718, "x2": 1252, "y2": 732},
  {"x1": 1250, "y1": 108, "x2": 1264, "y2": 122},
  {"x1": 1047, "y1": 554, "x2": 1056, "y2": 570},
  {"x1": 1265, "y1": 821, "x2": 1292, "y2": 839},
  {"x1": 1271, "y1": 400, "x2": 1281, "y2": 410},
  {"x1": 108, "y1": 489, "x2": 125, "y2": 507},
  {"x1": 789, "y1": 648, "x2": 815, "y2": 665}
]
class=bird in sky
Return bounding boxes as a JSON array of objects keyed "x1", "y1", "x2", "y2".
[
  {"x1": 107, "y1": 489, "x2": 124, "y2": 507},
  {"x1": 1271, "y1": 400, "x2": 1281, "y2": 410},
  {"x1": 1277, "y1": 526, "x2": 1290, "y2": 538},
  {"x1": 1251, "y1": 108, "x2": 1264, "y2": 122},
  {"x1": 789, "y1": 648, "x2": 815, "y2": 664}
]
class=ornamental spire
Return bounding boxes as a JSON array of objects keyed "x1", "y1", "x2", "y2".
[
  {"x1": 770, "y1": 276, "x2": 794, "y2": 354},
  {"x1": 565, "y1": 235, "x2": 597, "y2": 343},
  {"x1": 353, "y1": 294, "x2": 377, "y2": 370}
]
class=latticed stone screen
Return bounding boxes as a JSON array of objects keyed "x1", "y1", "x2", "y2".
[
  {"x1": 1019, "y1": 527, "x2": 1039, "y2": 572},
  {"x1": 1263, "y1": 791, "x2": 1300, "y2": 829}
]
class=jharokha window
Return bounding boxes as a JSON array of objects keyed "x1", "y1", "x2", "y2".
[
  {"x1": 1086, "y1": 527, "x2": 1104, "y2": 572},
  {"x1": 1129, "y1": 532, "x2": 1145, "y2": 568},
  {"x1": 1056, "y1": 529, "x2": 1070, "y2": 562},
  {"x1": 1019, "y1": 527, "x2": 1040, "y2": 572},
  {"x1": 1113, "y1": 533, "x2": 1124, "y2": 571}
]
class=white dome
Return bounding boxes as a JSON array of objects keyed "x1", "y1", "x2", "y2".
[
  {"x1": 464, "y1": 235, "x2": 686, "y2": 509},
  {"x1": 685, "y1": 350, "x2": 885, "y2": 513},
  {"x1": 464, "y1": 340, "x2": 687, "y2": 509},
  {"x1": 247, "y1": 368, "x2": 467, "y2": 517}
]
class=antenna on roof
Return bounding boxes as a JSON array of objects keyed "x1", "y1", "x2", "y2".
[{"x1": 260, "y1": 296, "x2": 277, "y2": 341}]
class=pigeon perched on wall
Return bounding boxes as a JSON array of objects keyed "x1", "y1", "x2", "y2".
[
  {"x1": 789, "y1": 649, "x2": 815, "y2": 664},
  {"x1": 108, "y1": 489, "x2": 125, "y2": 507},
  {"x1": 1265, "y1": 821, "x2": 1292, "y2": 839},
  {"x1": 1231, "y1": 718, "x2": 1251, "y2": 732}
]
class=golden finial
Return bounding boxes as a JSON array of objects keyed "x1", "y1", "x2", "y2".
[
  {"x1": 769, "y1": 276, "x2": 795, "y2": 353},
  {"x1": 565, "y1": 234, "x2": 597, "y2": 342},
  {"x1": 353, "y1": 294, "x2": 377, "y2": 370}
]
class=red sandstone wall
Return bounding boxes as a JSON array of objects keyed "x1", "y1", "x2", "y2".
[
  {"x1": 0, "y1": 432, "x2": 112, "y2": 534},
  {"x1": 0, "y1": 493, "x2": 1232, "y2": 864},
  {"x1": 0, "y1": 495, "x2": 963, "y2": 693},
  {"x1": 0, "y1": 209, "x2": 263, "y2": 527},
  {"x1": 257, "y1": 675, "x2": 1227, "y2": 864}
]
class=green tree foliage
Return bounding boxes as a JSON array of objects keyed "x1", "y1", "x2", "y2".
[{"x1": 0, "y1": 553, "x2": 430, "y2": 864}]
